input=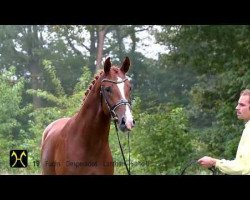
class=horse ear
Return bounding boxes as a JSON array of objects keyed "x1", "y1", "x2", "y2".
[
  {"x1": 104, "y1": 57, "x2": 111, "y2": 74},
  {"x1": 121, "y1": 57, "x2": 130, "y2": 73}
]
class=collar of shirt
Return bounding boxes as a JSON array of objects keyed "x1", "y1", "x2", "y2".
[{"x1": 245, "y1": 120, "x2": 250, "y2": 128}]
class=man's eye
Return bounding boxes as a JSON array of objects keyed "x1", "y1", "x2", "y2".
[{"x1": 105, "y1": 87, "x2": 112, "y2": 93}]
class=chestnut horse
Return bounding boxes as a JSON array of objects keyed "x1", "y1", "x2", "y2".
[{"x1": 41, "y1": 57, "x2": 135, "y2": 175}]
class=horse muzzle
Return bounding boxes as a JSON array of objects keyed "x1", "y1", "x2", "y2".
[{"x1": 119, "y1": 116, "x2": 135, "y2": 132}]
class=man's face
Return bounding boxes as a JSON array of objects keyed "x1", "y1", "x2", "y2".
[{"x1": 236, "y1": 95, "x2": 250, "y2": 121}]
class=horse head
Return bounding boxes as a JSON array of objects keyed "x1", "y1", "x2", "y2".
[{"x1": 101, "y1": 57, "x2": 135, "y2": 132}]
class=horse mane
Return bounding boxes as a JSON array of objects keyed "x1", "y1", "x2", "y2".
[{"x1": 81, "y1": 70, "x2": 104, "y2": 105}]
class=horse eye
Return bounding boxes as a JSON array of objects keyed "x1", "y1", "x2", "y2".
[{"x1": 105, "y1": 86, "x2": 112, "y2": 93}]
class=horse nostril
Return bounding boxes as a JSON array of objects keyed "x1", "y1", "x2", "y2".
[
  {"x1": 121, "y1": 117, "x2": 126, "y2": 126},
  {"x1": 132, "y1": 120, "x2": 135, "y2": 126}
]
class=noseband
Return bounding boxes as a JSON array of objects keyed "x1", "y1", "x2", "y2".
[{"x1": 100, "y1": 78, "x2": 131, "y2": 121}]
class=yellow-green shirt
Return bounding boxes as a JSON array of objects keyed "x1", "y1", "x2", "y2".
[{"x1": 215, "y1": 120, "x2": 250, "y2": 175}]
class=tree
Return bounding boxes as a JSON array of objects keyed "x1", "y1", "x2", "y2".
[{"x1": 155, "y1": 25, "x2": 250, "y2": 158}]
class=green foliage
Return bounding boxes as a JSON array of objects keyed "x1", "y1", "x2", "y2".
[
  {"x1": 0, "y1": 67, "x2": 36, "y2": 173},
  {"x1": 109, "y1": 100, "x2": 194, "y2": 175},
  {"x1": 3, "y1": 25, "x2": 249, "y2": 175},
  {"x1": 22, "y1": 61, "x2": 92, "y2": 174},
  {"x1": 0, "y1": 67, "x2": 24, "y2": 136},
  {"x1": 27, "y1": 60, "x2": 92, "y2": 114},
  {"x1": 43, "y1": 60, "x2": 65, "y2": 96},
  {"x1": 156, "y1": 25, "x2": 250, "y2": 163}
]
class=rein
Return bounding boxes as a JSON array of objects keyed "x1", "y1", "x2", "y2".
[
  {"x1": 100, "y1": 77, "x2": 131, "y2": 175},
  {"x1": 114, "y1": 121, "x2": 131, "y2": 175}
]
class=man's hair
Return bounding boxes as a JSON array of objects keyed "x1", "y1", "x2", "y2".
[{"x1": 240, "y1": 89, "x2": 250, "y2": 104}]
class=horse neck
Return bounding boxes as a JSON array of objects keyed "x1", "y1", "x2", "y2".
[{"x1": 71, "y1": 79, "x2": 111, "y2": 143}]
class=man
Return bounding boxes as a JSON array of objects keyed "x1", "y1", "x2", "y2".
[{"x1": 198, "y1": 89, "x2": 250, "y2": 175}]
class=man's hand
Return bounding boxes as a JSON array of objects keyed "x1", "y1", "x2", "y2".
[{"x1": 198, "y1": 156, "x2": 216, "y2": 168}]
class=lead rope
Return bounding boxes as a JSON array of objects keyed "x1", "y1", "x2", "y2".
[
  {"x1": 114, "y1": 121, "x2": 131, "y2": 175},
  {"x1": 181, "y1": 159, "x2": 217, "y2": 175},
  {"x1": 128, "y1": 130, "x2": 130, "y2": 174}
]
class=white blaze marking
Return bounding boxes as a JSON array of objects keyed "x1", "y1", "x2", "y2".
[{"x1": 117, "y1": 77, "x2": 134, "y2": 124}]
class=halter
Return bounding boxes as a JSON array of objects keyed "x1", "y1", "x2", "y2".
[{"x1": 100, "y1": 77, "x2": 132, "y2": 175}]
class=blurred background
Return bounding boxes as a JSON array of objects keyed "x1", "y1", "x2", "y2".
[{"x1": 0, "y1": 25, "x2": 248, "y2": 174}]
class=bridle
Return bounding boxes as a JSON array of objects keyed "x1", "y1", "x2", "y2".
[
  {"x1": 100, "y1": 77, "x2": 132, "y2": 175},
  {"x1": 100, "y1": 78, "x2": 131, "y2": 121}
]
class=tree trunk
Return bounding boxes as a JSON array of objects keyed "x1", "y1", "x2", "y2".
[
  {"x1": 96, "y1": 25, "x2": 109, "y2": 71},
  {"x1": 130, "y1": 26, "x2": 136, "y2": 53},
  {"x1": 115, "y1": 26, "x2": 125, "y2": 62},
  {"x1": 27, "y1": 25, "x2": 42, "y2": 108},
  {"x1": 89, "y1": 27, "x2": 97, "y2": 74},
  {"x1": 30, "y1": 59, "x2": 42, "y2": 108}
]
